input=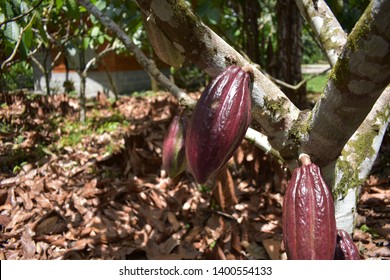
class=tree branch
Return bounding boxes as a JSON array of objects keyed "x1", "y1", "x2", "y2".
[
  {"x1": 331, "y1": 88, "x2": 390, "y2": 233},
  {"x1": 300, "y1": 0, "x2": 390, "y2": 167},
  {"x1": 83, "y1": 44, "x2": 116, "y2": 76},
  {"x1": 295, "y1": 0, "x2": 347, "y2": 66},
  {"x1": 245, "y1": 128, "x2": 284, "y2": 163},
  {"x1": 135, "y1": 0, "x2": 301, "y2": 161}
]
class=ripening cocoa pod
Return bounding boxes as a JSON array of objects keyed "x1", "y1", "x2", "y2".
[
  {"x1": 185, "y1": 65, "x2": 251, "y2": 184},
  {"x1": 283, "y1": 154, "x2": 337, "y2": 260},
  {"x1": 162, "y1": 115, "x2": 187, "y2": 178},
  {"x1": 334, "y1": 229, "x2": 360, "y2": 260}
]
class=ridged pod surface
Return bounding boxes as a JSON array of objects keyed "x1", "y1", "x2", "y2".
[
  {"x1": 186, "y1": 65, "x2": 251, "y2": 184},
  {"x1": 283, "y1": 155, "x2": 337, "y2": 260},
  {"x1": 162, "y1": 115, "x2": 187, "y2": 178},
  {"x1": 334, "y1": 229, "x2": 360, "y2": 260}
]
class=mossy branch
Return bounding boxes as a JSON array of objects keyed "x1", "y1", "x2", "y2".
[
  {"x1": 135, "y1": 0, "x2": 301, "y2": 160},
  {"x1": 300, "y1": 0, "x2": 390, "y2": 167},
  {"x1": 295, "y1": 0, "x2": 347, "y2": 66},
  {"x1": 332, "y1": 88, "x2": 390, "y2": 233}
]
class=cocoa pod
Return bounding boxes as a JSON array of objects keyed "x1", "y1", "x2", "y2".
[
  {"x1": 283, "y1": 154, "x2": 337, "y2": 260},
  {"x1": 334, "y1": 229, "x2": 360, "y2": 260},
  {"x1": 185, "y1": 65, "x2": 251, "y2": 183},
  {"x1": 162, "y1": 115, "x2": 187, "y2": 178}
]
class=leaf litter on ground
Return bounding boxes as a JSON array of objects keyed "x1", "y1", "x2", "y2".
[{"x1": 0, "y1": 91, "x2": 389, "y2": 260}]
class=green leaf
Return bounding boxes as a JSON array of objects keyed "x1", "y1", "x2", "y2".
[
  {"x1": 82, "y1": 37, "x2": 90, "y2": 49},
  {"x1": 4, "y1": 0, "x2": 14, "y2": 18},
  {"x1": 95, "y1": 0, "x2": 106, "y2": 10},
  {"x1": 20, "y1": 1, "x2": 30, "y2": 15},
  {"x1": 90, "y1": 26, "x2": 100, "y2": 37},
  {"x1": 37, "y1": 24, "x2": 49, "y2": 46},
  {"x1": 56, "y1": 0, "x2": 64, "y2": 10},
  {"x1": 0, "y1": 13, "x2": 5, "y2": 24},
  {"x1": 97, "y1": 34, "x2": 104, "y2": 45},
  {"x1": 65, "y1": 0, "x2": 80, "y2": 19},
  {"x1": 4, "y1": 21, "x2": 20, "y2": 42},
  {"x1": 20, "y1": 29, "x2": 32, "y2": 58}
]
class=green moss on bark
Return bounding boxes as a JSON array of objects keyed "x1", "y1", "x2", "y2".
[{"x1": 333, "y1": 125, "x2": 378, "y2": 198}]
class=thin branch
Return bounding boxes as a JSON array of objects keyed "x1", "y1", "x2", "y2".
[
  {"x1": 245, "y1": 127, "x2": 285, "y2": 163},
  {"x1": 83, "y1": 44, "x2": 116, "y2": 76},
  {"x1": 300, "y1": 0, "x2": 390, "y2": 166},
  {"x1": 295, "y1": 0, "x2": 347, "y2": 66},
  {"x1": 0, "y1": 0, "x2": 44, "y2": 28},
  {"x1": 267, "y1": 67, "x2": 331, "y2": 91},
  {"x1": 1, "y1": 13, "x2": 37, "y2": 70}
]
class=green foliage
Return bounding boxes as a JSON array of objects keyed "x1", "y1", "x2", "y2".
[
  {"x1": 1, "y1": 61, "x2": 33, "y2": 90},
  {"x1": 304, "y1": 74, "x2": 328, "y2": 93},
  {"x1": 302, "y1": 23, "x2": 327, "y2": 64},
  {"x1": 57, "y1": 109, "x2": 128, "y2": 153},
  {"x1": 326, "y1": 0, "x2": 370, "y2": 32}
]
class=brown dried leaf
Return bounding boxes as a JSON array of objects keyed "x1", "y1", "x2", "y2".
[
  {"x1": 21, "y1": 227, "x2": 35, "y2": 259},
  {"x1": 80, "y1": 178, "x2": 99, "y2": 198},
  {"x1": 34, "y1": 211, "x2": 67, "y2": 235},
  {"x1": 16, "y1": 188, "x2": 34, "y2": 210},
  {"x1": 166, "y1": 211, "x2": 181, "y2": 232},
  {"x1": 159, "y1": 235, "x2": 180, "y2": 255},
  {"x1": 34, "y1": 195, "x2": 52, "y2": 209},
  {"x1": 262, "y1": 238, "x2": 282, "y2": 260}
]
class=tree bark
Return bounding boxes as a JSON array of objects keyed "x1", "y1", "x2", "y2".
[
  {"x1": 295, "y1": 0, "x2": 347, "y2": 67},
  {"x1": 275, "y1": 0, "x2": 306, "y2": 108},
  {"x1": 300, "y1": 0, "x2": 390, "y2": 167},
  {"x1": 135, "y1": 0, "x2": 301, "y2": 162},
  {"x1": 332, "y1": 88, "x2": 390, "y2": 233}
]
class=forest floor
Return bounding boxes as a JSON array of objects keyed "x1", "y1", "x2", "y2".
[{"x1": 0, "y1": 91, "x2": 389, "y2": 260}]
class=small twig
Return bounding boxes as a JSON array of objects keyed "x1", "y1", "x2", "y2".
[
  {"x1": 265, "y1": 67, "x2": 331, "y2": 91},
  {"x1": 83, "y1": 44, "x2": 116, "y2": 76},
  {"x1": 245, "y1": 127, "x2": 284, "y2": 163}
]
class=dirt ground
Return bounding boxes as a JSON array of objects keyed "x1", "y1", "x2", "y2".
[{"x1": 0, "y1": 91, "x2": 389, "y2": 260}]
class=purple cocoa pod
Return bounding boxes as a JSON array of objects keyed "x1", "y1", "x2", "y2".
[
  {"x1": 162, "y1": 115, "x2": 187, "y2": 178},
  {"x1": 283, "y1": 154, "x2": 337, "y2": 260},
  {"x1": 185, "y1": 65, "x2": 251, "y2": 184},
  {"x1": 334, "y1": 229, "x2": 360, "y2": 260}
]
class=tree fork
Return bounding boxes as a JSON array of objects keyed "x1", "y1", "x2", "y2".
[{"x1": 300, "y1": 0, "x2": 390, "y2": 167}]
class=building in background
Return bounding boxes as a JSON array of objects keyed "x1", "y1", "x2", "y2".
[{"x1": 32, "y1": 47, "x2": 169, "y2": 97}]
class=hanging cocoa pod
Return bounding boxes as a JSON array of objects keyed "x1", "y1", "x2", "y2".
[
  {"x1": 185, "y1": 65, "x2": 251, "y2": 184},
  {"x1": 162, "y1": 115, "x2": 187, "y2": 178},
  {"x1": 334, "y1": 229, "x2": 360, "y2": 260},
  {"x1": 283, "y1": 154, "x2": 337, "y2": 259}
]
